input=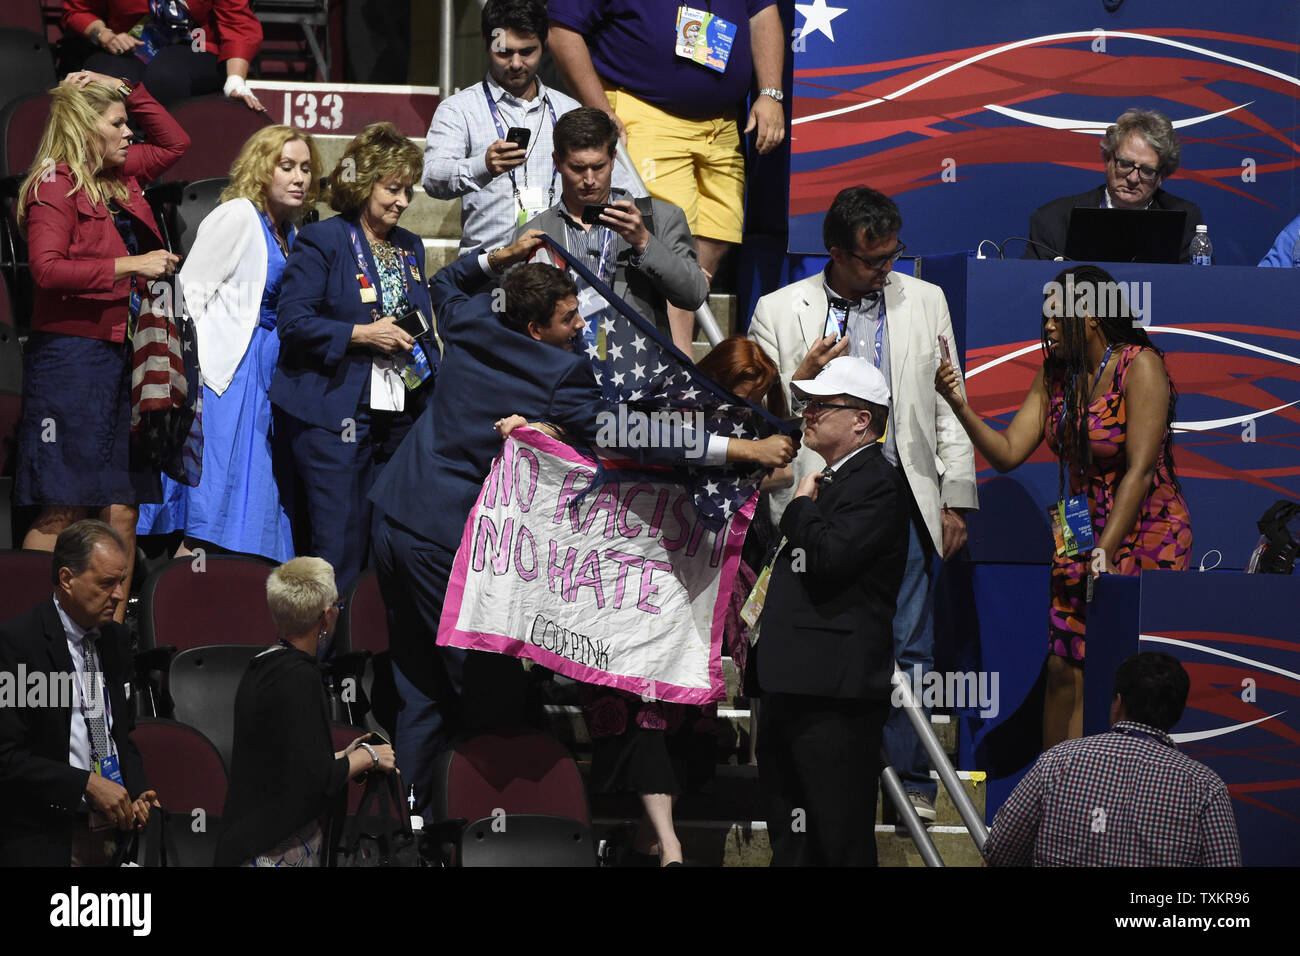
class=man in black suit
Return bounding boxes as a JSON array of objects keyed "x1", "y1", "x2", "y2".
[
  {"x1": 1023, "y1": 109, "x2": 1204, "y2": 263},
  {"x1": 0, "y1": 521, "x2": 157, "y2": 866},
  {"x1": 758, "y1": 356, "x2": 909, "y2": 866},
  {"x1": 369, "y1": 235, "x2": 794, "y2": 816}
]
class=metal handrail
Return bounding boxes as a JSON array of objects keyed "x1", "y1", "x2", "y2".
[
  {"x1": 880, "y1": 760, "x2": 944, "y2": 866},
  {"x1": 891, "y1": 664, "x2": 989, "y2": 853}
]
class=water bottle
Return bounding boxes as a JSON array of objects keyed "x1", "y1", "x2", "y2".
[{"x1": 1190, "y1": 224, "x2": 1212, "y2": 266}]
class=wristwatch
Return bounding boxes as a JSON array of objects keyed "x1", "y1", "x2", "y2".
[
  {"x1": 758, "y1": 88, "x2": 784, "y2": 102},
  {"x1": 117, "y1": 78, "x2": 134, "y2": 98}
]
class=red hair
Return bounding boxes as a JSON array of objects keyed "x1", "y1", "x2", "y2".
[{"x1": 697, "y1": 336, "x2": 787, "y2": 418}]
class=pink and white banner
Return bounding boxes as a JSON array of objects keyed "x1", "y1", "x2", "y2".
[{"x1": 437, "y1": 427, "x2": 755, "y2": 705}]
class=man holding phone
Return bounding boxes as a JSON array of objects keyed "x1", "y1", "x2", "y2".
[
  {"x1": 423, "y1": 0, "x2": 632, "y2": 257},
  {"x1": 748, "y1": 186, "x2": 978, "y2": 825},
  {"x1": 514, "y1": 108, "x2": 706, "y2": 342}
]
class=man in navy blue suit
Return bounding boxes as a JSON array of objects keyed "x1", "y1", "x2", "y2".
[{"x1": 369, "y1": 232, "x2": 795, "y2": 814}]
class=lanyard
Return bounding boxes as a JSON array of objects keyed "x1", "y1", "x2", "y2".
[
  {"x1": 870, "y1": 297, "x2": 886, "y2": 369},
  {"x1": 1089, "y1": 344, "x2": 1115, "y2": 400},
  {"x1": 347, "y1": 222, "x2": 416, "y2": 317},
  {"x1": 260, "y1": 210, "x2": 294, "y2": 258},
  {"x1": 482, "y1": 80, "x2": 560, "y2": 212}
]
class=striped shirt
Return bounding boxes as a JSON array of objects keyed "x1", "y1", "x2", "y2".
[{"x1": 983, "y1": 721, "x2": 1241, "y2": 867}]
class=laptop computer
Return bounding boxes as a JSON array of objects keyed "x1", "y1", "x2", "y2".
[{"x1": 1063, "y1": 207, "x2": 1187, "y2": 264}]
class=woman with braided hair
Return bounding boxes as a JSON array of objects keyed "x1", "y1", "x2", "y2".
[{"x1": 935, "y1": 264, "x2": 1191, "y2": 748}]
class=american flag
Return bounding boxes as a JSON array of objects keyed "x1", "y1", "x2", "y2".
[{"x1": 534, "y1": 234, "x2": 792, "y2": 529}]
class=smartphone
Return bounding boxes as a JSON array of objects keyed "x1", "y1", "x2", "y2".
[
  {"x1": 581, "y1": 202, "x2": 614, "y2": 225},
  {"x1": 505, "y1": 127, "x2": 530, "y2": 150},
  {"x1": 394, "y1": 308, "x2": 430, "y2": 338},
  {"x1": 938, "y1": 333, "x2": 953, "y2": 365},
  {"x1": 823, "y1": 302, "x2": 848, "y2": 341}
]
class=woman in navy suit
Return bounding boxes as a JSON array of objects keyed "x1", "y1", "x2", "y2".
[{"x1": 270, "y1": 123, "x2": 437, "y2": 594}]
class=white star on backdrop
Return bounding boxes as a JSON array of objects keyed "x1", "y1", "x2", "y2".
[{"x1": 795, "y1": 0, "x2": 847, "y2": 42}]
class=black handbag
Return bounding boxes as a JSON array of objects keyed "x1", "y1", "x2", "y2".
[{"x1": 334, "y1": 772, "x2": 420, "y2": 867}]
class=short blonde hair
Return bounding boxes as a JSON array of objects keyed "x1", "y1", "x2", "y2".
[
  {"x1": 266, "y1": 556, "x2": 337, "y2": 636},
  {"x1": 323, "y1": 122, "x2": 421, "y2": 216},
  {"x1": 18, "y1": 81, "x2": 130, "y2": 228},
  {"x1": 221, "y1": 125, "x2": 322, "y2": 214}
]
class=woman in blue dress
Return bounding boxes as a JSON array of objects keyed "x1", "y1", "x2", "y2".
[{"x1": 138, "y1": 126, "x2": 321, "y2": 561}]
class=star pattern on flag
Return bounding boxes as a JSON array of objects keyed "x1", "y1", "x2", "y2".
[{"x1": 795, "y1": 0, "x2": 847, "y2": 42}]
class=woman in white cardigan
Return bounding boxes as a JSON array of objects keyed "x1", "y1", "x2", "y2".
[{"x1": 138, "y1": 126, "x2": 321, "y2": 561}]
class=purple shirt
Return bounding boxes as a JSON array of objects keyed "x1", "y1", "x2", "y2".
[{"x1": 548, "y1": 0, "x2": 774, "y2": 118}]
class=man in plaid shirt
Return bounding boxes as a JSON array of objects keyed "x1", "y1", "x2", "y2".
[{"x1": 983, "y1": 652, "x2": 1241, "y2": 867}]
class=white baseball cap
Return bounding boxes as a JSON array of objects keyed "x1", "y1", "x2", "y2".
[{"x1": 792, "y1": 356, "x2": 891, "y2": 406}]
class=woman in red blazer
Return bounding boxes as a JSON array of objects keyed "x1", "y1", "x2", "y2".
[
  {"x1": 16, "y1": 71, "x2": 189, "y2": 619},
  {"x1": 63, "y1": 0, "x2": 265, "y2": 111}
]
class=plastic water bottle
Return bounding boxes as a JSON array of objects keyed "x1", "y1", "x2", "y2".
[{"x1": 1190, "y1": 224, "x2": 1212, "y2": 266}]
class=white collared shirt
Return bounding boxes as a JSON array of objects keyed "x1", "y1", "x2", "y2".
[{"x1": 52, "y1": 596, "x2": 116, "y2": 772}]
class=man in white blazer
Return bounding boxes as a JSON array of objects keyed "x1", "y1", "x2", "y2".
[{"x1": 748, "y1": 185, "x2": 978, "y2": 821}]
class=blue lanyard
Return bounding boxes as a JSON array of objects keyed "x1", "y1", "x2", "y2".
[
  {"x1": 871, "y1": 297, "x2": 887, "y2": 369},
  {"x1": 481, "y1": 80, "x2": 559, "y2": 211},
  {"x1": 1089, "y1": 344, "x2": 1115, "y2": 400},
  {"x1": 260, "y1": 210, "x2": 294, "y2": 257},
  {"x1": 347, "y1": 223, "x2": 417, "y2": 317}
]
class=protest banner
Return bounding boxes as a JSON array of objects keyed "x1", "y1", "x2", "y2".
[{"x1": 438, "y1": 426, "x2": 755, "y2": 705}]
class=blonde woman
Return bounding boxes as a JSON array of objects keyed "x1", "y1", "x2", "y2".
[
  {"x1": 138, "y1": 126, "x2": 321, "y2": 562},
  {"x1": 269, "y1": 123, "x2": 437, "y2": 593},
  {"x1": 217, "y1": 557, "x2": 397, "y2": 867},
  {"x1": 16, "y1": 72, "x2": 187, "y2": 619}
]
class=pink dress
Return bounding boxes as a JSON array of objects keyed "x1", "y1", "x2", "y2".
[{"x1": 1044, "y1": 345, "x2": 1192, "y2": 661}]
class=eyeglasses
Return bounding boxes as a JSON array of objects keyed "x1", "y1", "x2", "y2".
[
  {"x1": 1110, "y1": 157, "x2": 1160, "y2": 183},
  {"x1": 848, "y1": 242, "x2": 906, "y2": 270},
  {"x1": 801, "y1": 399, "x2": 860, "y2": 415}
]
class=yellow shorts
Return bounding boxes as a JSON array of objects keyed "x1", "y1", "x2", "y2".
[{"x1": 606, "y1": 87, "x2": 745, "y2": 244}]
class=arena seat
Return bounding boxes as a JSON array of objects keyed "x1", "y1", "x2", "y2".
[
  {"x1": 329, "y1": 722, "x2": 375, "y2": 815},
  {"x1": 131, "y1": 717, "x2": 230, "y2": 866},
  {"x1": 0, "y1": 29, "x2": 56, "y2": 110},
  {"x1": 0, "y1": 549, "x2": 52, "y2": 619},
  {"x1": 162, "y1": 96, "x2": 270, "y2": 184},
  {"x1": 168, "y1": 643, "x2": 264, "y2": 770},
  {"x1": 147, "y1": 177, "x2": 229, "y2": 257},
  {"x1": 431, "y1": 730, "x2": 596, "y2": 866},
  {"x1": 0, "y1": 277, "x2": 22, "y2": 500},
  {"x1": 330, "y1": 568, "x2": 398, "y2": 738},
  {"x1": 0, "y1": 1, "x2": 44, "y2": 36},
  {"x1": 138, "y1": 553, "x2": 275, "y2": 655}
]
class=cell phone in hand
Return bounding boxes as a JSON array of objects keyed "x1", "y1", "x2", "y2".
[
  {"x1": 581, "y1": 202, "x2": 614, "y2": 225},
  {"x1": 824, "y1": 302, "x2": 848, "y2": 342},
  {"x1": 505, "y1": 127, "x2": 530, "y2": 150},
  {"x1": 938, "y1": 333, "x2": 953, "y2": 365},
  {"x1": 394, "y1": 308, "x2": 430, "y2": 338}
]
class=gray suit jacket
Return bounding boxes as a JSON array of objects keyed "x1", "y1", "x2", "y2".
[{"x1": 515, "y1": 198, "x2": 707, "y2": 336}]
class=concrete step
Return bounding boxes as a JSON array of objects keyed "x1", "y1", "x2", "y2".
[{"x1": 592, "y1": 819, "x2": 985, "y2": 867}]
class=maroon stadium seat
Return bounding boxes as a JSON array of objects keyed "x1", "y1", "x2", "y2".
[
  {"x1": 131, "y1": 717, "x2": 229, "y2": 811},
  {"x1": 131, "y1": 717, "x2": 230, "y2": 866},
  {"x1": 0, "y1": 1, "x2": 44, "y2": 35},
  {"x1": 138, "y1": 554, "x2": 276, "y2": 655},
  {"x1": 432, "y1": 731, "x2": 595, "y2": 866},
  {"x1": 0, "y1": 29, "x2": 56, "y2": 111},
  {"x1": 162, "y1": 95, "x2": 270, "y2": 183},
  {"x1": 167, "y1": 643, "x2": 264, "y2": 770},
  {"x1": 0, "y1": 549, "x2": 52, "y2": 620}
]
